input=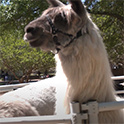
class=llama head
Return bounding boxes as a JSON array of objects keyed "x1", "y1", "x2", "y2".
[{"x1": 24, "y1": 0, "x2": 87, "y2": 53}]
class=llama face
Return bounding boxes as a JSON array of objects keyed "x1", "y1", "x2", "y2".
[{"x1": 24, "y1": 0, "x2": 87, "y2": 52}]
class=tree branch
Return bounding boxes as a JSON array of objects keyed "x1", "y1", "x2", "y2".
[{"x1": 89, "y1": 10, "x2": 123, "y2": 22}]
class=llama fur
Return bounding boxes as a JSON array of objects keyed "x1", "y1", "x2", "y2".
[
  {"x1": 0, "y1": 76, "x2": 67, "y2": 117},
  {"x1": 55, "y1": 18, "x2": 124, "y2": 123},
  {"x1": 0, "y1": 78, "x2": 57, "y2": 116},
  {"x1": 0, "y1": 0, "x2": 123, "y2": 123}
]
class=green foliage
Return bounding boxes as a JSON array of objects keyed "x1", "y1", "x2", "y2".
[
  {"x1": 0, "y1": 0, "x2": 123, "y2": 83},
  {"x1": 0, "y1": 0, "x2": 55, "y2": 82},
  {"x1": 0, "y1": 31, "x2": 55, "y2": 82},
  {"x1": 0, "y1": 0, "x2": 48, "y2": 35}
]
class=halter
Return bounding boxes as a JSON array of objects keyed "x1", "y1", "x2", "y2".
[{"x1": 46, "y1": 16, "x2": 82, "y2": 53}]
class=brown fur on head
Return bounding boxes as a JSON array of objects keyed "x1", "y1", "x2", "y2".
[{"x1": 24, "y1": 0, "x2": 87, "y2": 52}]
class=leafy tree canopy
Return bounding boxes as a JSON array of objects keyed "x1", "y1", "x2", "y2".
[
  {"x1": 0, "y1": 0, "x2": 123, "y2": 83},
  {"x1": 0, "y1": 0, "x2": 55, "y2": 83},
  {"x1": 0, "y1": 0, "x2": 48, "y2": 35}
]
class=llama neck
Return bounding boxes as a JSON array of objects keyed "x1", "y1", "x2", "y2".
[{"x1": 56, "y1": 26, "x2": 115, "y2": 104}]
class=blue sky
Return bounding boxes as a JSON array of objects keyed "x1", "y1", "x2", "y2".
[
  {"x1": 81, "y1": 0, "x2": 100, "y2": 3},
  {"x1": 82, "y1": 0, "x2": 85, "y2": 2}
]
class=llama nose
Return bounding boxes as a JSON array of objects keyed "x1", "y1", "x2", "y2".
[{"x1": 26, "y1": 27, "x2": 35, "y2": 33}]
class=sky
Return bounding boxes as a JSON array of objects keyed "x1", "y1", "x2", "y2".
[{"x1": 82, "y1": 0, "x2": 85, "y2": 2}]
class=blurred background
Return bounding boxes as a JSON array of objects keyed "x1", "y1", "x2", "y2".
[{"x1": 0, "y1": 0, "x2": 123, "y2": 84}]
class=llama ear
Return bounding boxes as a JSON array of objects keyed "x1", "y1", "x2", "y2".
[
  {"x1": 47, "y1": 0, "x2": 65, "y2": 7},
  {"x1": 68, "y1": 0, "x2": 86, "y2": 17}
]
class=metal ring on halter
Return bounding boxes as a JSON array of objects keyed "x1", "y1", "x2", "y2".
[{"x1": 46, "y1": 15, "x2": 82, "y2": 53}]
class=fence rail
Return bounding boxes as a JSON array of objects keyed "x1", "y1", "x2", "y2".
[
  {"x1": 0, "y1": 76, "x2": 124, "y2": 124},
  {"x1": 0, "y1": 76, "x2": 124, "y2": 93},
  {"x1": 0, "y1": 115, "x2": 72, "y2": 124},
  {"x1": 0, "y1": 83, "x2": 30, "y2": 93},
  {"x1": 111, "y1": 76, "x2": 124, "y2": 80},
  {"x1": 0, "y1": 100, "x2": 123, "y2": 124}
]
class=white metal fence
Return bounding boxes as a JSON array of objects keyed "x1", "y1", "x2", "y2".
[
  {"x1": 0, "y1": 76, "x2": 123, "y2": 94},
  {"x1": 0, "y1": 76, "x2": 124, "y2": 124},
  {"x1": 0, "y1": 115, "x2": 72, "y2": 124},
  {"x1": 0, "y1": 100, "x2": 123, "y2": 124}
]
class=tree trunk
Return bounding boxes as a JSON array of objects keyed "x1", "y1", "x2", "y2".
[{"x1": 19, "y1": 69, "x2": 33, "y2": 83}]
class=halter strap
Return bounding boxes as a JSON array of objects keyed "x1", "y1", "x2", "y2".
[{"x1": 46, "y1": 16, "x2": 82, "y2": 53}]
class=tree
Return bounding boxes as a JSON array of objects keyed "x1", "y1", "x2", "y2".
[
  {"x1": 0, "y1": 0, "x2": 48, "y2": 35},
  {"x1": 84, "y1": 0, "x2": 124, "y2": 67},
  {"x1": 0, "y1": 0, "x2": 123, "y2": 83},
  {"x1": 0, "y1": 0, "x2": 55, "y2": 83},
  {"x1": 0, "y1": 31, "x2": 55, "y2": 83}
]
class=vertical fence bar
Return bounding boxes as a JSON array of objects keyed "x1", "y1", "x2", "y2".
[
  {"x1": 70, "y1": 102, "x2": 88, "y2": 124},
  {"x1": 87, "y1": 101, "x2": 99, "y2": 124}
]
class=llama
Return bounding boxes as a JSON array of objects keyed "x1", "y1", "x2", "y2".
[
  {"x1": 0, "y1": 78, "x2": 59, "y2": 117},
  {"x1": 23, "y1": 0, "x2": 124, "y2": 123},
  {"x1": 0, "y1": 0, "x2": 123, "y2": 123}
]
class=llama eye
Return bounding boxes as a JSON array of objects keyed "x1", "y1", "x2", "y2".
[{"x1": 54, "y1": 12, "x2": 68, "y2": 30}]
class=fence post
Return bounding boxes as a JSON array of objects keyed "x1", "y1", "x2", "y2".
[
  {"x1": 70, "y1": 102, "x2": 88, "y2": 124},
  {"x1": 87, "y1": 101, "x2": 99, "y2": 124}
]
